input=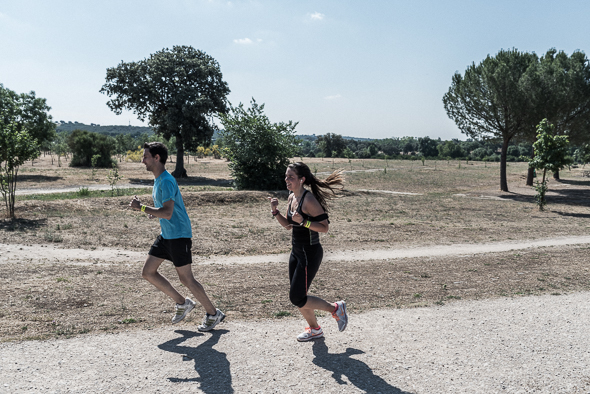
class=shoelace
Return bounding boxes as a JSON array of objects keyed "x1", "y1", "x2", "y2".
[{"x1": 202, "y1": 315, "x2": 215, "y2": 326}]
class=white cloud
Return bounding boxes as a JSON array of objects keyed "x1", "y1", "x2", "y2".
[
  {"x1": 233, "y1": 38, "x2": 253, "y2": 45},
  {"x1": 324, "y1": 94, "x2": 342, "y2": 100},
  {"x1": 310, "y1": 12, "x2": 325, "y2": 20}
]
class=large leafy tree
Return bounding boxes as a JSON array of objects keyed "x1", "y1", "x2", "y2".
[
  {"x1": 219, "y1": 99, "x2": 299, "y2": 190},
  {"x1": 418, "y1": 136, "x2": 439, "y2": 158},
  {"x1": 316, "y1": 133, "x2": 347, "y2": 158},
  {"x1": 443, "y1": 48, "x2": 538, "y2": 191},
  {"x1": 522, "y1": 49, "x2": 590, "y2": 183},
  {"x1": 100, "y1": 46, "x2": 230, "y2": 178}
]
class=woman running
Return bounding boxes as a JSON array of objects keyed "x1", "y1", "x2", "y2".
[{"x1": 268, "y1": 162, "x2": 348, "y2": 342}]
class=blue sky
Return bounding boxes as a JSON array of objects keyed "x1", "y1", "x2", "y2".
[{"x1": 1, "y1": 0, "x2": 589, "y2": 140}]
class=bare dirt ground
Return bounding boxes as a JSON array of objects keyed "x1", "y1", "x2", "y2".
[{"x1": 1, "y1": 156, "x2": 589, "y2": 392}]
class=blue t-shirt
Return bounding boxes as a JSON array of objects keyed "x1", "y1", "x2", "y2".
[{"x1": 152, "y1": 170, "x2": 192, "y2": 239}]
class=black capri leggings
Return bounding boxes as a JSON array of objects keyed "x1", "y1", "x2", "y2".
[{"x1": 288, "y1": 243, "x2": 323, "y2": 308}]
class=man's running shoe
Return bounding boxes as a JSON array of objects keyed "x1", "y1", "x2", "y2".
[
  {"x1": 197, "y1": 308, "x2": 225, "y2": 332},
  {"x1": 297, "y1": 326, "x2": 324, "y2": 342},
  {"x1": 332, "y1": 300, "x2": 348, "y2": 332},
  {"x1": 172, "y1": 298, "x2": 196, "y2": 324}
]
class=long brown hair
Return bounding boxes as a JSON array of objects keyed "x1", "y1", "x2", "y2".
[{"x1": 288, "y1": 162, "x2": 344, "y2": 212}]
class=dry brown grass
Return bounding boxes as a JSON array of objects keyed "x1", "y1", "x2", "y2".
[{"x1": 1, "y1": 155, "x2": 590, "y2": 342}]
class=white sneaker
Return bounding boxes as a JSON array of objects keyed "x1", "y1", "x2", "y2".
[
  {"x1": 332, "y1": 300, "x2": 348, "y2": 332},
  {"x1": 297, "y1": 326, "x2": 324, "y2": 342},
  {"x1": 172, "y1": 298, "x2": 196, "y2": 324},
  {"x1": 197, "y1": 309, "x2": 225, "y2": 332}
]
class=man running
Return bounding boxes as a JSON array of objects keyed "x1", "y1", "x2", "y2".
[{"x1": 129, "y1": 142, "x2": 224, "y2": 331}]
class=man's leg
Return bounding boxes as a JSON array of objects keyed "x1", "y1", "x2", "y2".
[
  {"x1": 142, "y1": 255, "x2": 185, "y2": 305},
  {"x1": 175, "y1": 264, "x2": 216, "y2": 315}
]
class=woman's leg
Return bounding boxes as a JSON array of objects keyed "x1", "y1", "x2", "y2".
[
  {"x1": 291, "y1": 245, "x2": 334, "y2": 328},
  {"x1": 299, "y1": 296, "x2": 336, "y2": 328}
]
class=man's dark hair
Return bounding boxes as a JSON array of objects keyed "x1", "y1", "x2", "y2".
[{"x1": 143, "y1": 142, "x2": 168, "y2": 164}]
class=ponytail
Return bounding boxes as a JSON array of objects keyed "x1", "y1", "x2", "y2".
[{"x1": 288, "y1": 162, "x2": 344, "y2": 212}]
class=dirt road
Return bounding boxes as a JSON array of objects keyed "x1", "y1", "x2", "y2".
[
  {"x1": 2, "y1": 235, "x2": 590, "y2": 265},
  {"x1": 1, "y1": 291, "x2": 589, "y2": 393}
]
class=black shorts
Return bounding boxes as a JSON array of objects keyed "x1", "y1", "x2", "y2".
[{"x1": 148, "y1": 235, "x2": 193, "y2": 267}]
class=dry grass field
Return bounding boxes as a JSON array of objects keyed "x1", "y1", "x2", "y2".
[{"x1": 1, "y1": 155, "x2": 589, "y2": 342}]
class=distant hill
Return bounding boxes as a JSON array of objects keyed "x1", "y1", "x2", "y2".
[
  {"x1": 56, "y1": 121, "x2": 154, "y2": 136},
  {"x1": 54, "y1": 123, "x2": 374, "y2": 142},
  {"x1": 297, "y1": 134, "x2": 374, "y2": 142}
]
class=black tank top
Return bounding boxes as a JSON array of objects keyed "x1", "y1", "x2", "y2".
[{"x1": 287, "y1": 190, "x2": 322, "y2": 246}]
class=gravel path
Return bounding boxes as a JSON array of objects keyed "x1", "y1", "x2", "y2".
[
  {"x1": 1, "y1": 291, "x2": 589, "y2": 393},
  {"x1": 2, "y1": 235, "x2": 590, "y2": 266}
]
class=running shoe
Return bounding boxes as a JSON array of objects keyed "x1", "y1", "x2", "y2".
[
  {"x1": 332, "y1": 300, "x2": 348, "y2": 332},
  {"x1": 197, "y1": 308, "x2": 225, "y2": 332},
  {"x1": 297, "y1": 326, "x2": 324, "y2": 342},
  {"x1": 172, "y1": 298, "x2": 196, "y2": 324}
]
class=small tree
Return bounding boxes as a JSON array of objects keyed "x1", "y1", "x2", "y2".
[
  {"x1": 0, "y1": 122, "x2": 40, "y2": 218},
  {"x1": 527, "y1": 119, "x2": 571, "y2": 210},
  {"x1": 107, "y1": 163, "x2": 124, "y2": 196},
  {"x1": 219, "y1": 99, "x2": 299, "y2": 190}
]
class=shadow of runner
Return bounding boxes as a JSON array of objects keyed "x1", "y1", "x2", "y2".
[
  {"x1": 158, "y1": 329, "x2": 233, "y2": 393},
  {"x1": 312, "y1": 339, "x2": 412, "y2": 394}
]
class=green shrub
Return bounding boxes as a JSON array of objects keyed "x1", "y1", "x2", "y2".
[
  {"x1": 68, "y1": 129, "x2": 116, "y2": 168},
  {"x1": 220, "y1": 99, "x2": 298, "y2": 190}
]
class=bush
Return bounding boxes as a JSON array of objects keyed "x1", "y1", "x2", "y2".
[
  {"x1": 219, "y1": 99, "x2": 299, "y2": 190},
  {"x1": 126, "y1": 146, "x2": 143, "y2": 162},
  {"x1": 68, "y1": 129, "x2": 116, "y2": 167}
]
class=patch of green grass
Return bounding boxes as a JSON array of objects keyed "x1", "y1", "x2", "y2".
[
  {"x1": 118, "y1": 318, "x2": 137, "y2": 324},
  {"x1": 273, "y1": 311, "x2": 292, "y2": 318},
  {"x1": 43, "y1": 231, "x2": 63, "y2": 243},
  {"x1": 56, "y1": 277, "x2": 68, "y2": 282},
  {"x1": 261, "y1": 299, "x2": 273, "y2": 304}
]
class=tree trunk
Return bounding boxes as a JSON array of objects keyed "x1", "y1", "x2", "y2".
[
  {"x1": 526, "y1": 167, "x2": 535, "y2": 186},
  {"x1": 526, "y1": 152, "x2": 535, "y2": 186},
  {"x1": 172, "y1": 136, "x2": 187, "y2": 178},
  {"x1": 553, "y1": 169, "x2": 560, "y2": 180},
  {"x1": 500, "y1": 138, "x2": 510, "y2": 192}
]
